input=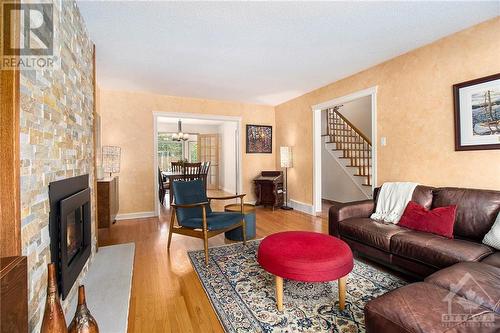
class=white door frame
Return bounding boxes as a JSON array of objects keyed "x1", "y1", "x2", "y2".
[
  {"x1": 153, "y1": 111, "x2": 243, "y2": 216},
  {"x1": 311, "y1": 86, "x2": 378, "y2": 215}
]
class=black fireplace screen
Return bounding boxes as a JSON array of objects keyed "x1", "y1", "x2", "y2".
[
  {"x1": 66, "y1": 208, "x2": 82, "y2": 263},
  {"x1": 60, "y1": 189, "x2": 89, "y2": 266},
  {"x1": 49, "y1": 175, "x2": 91, "y2": 299}
]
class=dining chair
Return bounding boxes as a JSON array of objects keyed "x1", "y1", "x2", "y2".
[
  {"x1": 200, "y1": 161, "x2": 210, "y2": 175},
  {"x1": 158, "y1": 168, "x2": 167, "y2": 205},
  {"x1": 184, "y1": 162, "x2": 201, "y2": 176},
  {"x1": 171, "y1": 161, "x2": 183, "y2": 172},
  {"x1": 182, "y1": 162, "x2": 202, "y2": 182},
  {"x1": 199, "y1": 161, "x2": 211, "y2": 190},
  {"x1": 167, "y1": 179, "x2": 246, "y2": 266}
]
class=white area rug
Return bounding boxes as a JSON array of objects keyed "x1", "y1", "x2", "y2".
[{"x1": 66, "y1": 243, "x2": 135, "y2": 333}]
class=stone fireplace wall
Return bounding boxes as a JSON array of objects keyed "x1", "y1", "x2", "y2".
[{"x1": 19, "y1": 1, "x2": 96, "y2": 331}]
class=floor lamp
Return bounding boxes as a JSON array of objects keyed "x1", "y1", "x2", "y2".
[{"x1": 280, "y1": 146, "x2": 293, "y2": 210}]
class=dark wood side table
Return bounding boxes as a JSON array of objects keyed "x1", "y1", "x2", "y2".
[
  {"x1": 97, "y1": 176, "x2": 119, "y2": 228},
  {"x1": 1, "y1": 256, "x2": 28, "y2": 333},
  {"x1": 253, "y1": 171, "x2": 284, "y2": 210}
]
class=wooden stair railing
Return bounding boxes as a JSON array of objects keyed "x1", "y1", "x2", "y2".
[{"x1": 326, "y1": 106, "x2": 372, "y2": 186}]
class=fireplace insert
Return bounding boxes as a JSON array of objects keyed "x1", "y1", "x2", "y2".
[{"x1": 48, "y1": 175, "x2": 91, "y2": 299}]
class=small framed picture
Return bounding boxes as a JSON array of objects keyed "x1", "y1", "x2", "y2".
[
  {"x1": 453, "y1": 73, "x2": 500, "y2": 151},
  {"x1": 246, "y1": 125, "x2": 272, "y2": 153}
]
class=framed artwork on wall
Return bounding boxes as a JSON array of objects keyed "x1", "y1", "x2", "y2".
[
  {"x1": 453, "y1": 73, "x2": 500, "y2": 151},
  {"x1": 246, "y1": 125, "x2": 272, "y2": 153}
]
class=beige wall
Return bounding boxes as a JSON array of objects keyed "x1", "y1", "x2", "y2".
[
  {"x1": 99, "y1": 90, "x2": 275, "y2": 214},
  {"x1": 275, "y1": 18, "x2": 500, "y2": 205}
]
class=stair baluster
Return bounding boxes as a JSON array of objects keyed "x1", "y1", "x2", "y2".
[{"x1": 327, "y1": 107, "x2": 372, "y2": 186}]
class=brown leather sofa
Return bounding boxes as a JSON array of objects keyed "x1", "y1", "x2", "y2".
[
  {"x1": 365, "y1": 261, "x2": 500, "y2": 332},
  {"x1": 329, "y1": 186, "x2": 500, "y2": 278},
  {"x1": 329, "y1": 185, "x2": 500, "y2": 332}
]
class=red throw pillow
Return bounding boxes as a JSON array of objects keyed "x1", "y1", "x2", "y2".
[{"x1": 399, "y1": 201, "x2": 457, "y2": 238}]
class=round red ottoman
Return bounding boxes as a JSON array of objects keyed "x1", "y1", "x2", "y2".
[{"x1": 257, "y1": 231, "x2": 353, "y2": 311}]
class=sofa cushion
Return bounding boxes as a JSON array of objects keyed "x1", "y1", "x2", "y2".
[
  {"x1": 390, "y1": 231, "x2": 493, "y2": 269},
  {"x1": 339, "y1": 218, "x2": 409, "y2": 252},
  {"x1": 365, "y1": 282, "x2": 500, "y2": 333},
  {"x1": 425, "y1": 262, "x2": 500, "y2": 314},
  {"x1": 374, "y1": 185, "x2": 434, "y2": 209},
  {"x1": 481, "y1": 252, "x2": 500, "y2": 269},
  {"x1": 483, "y1": 212, "x2": 500, "y2": 250},
  {"x1": 399, "y1": 201, "x2": 457, "y2": 238},
  {"x1": 432, "y1": 187, "x2": 500, "y2": 241}
]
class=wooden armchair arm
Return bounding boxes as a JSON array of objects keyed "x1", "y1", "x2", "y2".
[
  {"x1": 207, "y1": 194, "x2": 246, "y2": 201},
  {"x1": 171, "y1": 202, "x2": 209, "y2": 209},
  {"x1": 170, "y1": 202, "x2": 209, "y2": 231}
]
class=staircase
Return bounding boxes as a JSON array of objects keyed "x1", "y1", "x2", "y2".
[{"x1": 324, "y1": 106, "x2": 372, "y2": 197}]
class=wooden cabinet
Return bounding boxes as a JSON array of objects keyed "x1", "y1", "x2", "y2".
[
  {"x1": 1, "y1": 256, "x2": 28, "y2": 333},
  {"x1": 97, "y1": 176, "x2": 119, "y2": 228},
  {"x1": 253, "y1": 171, "x2": 284, "y2": 209}
]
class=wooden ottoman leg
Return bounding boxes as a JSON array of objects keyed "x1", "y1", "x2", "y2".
[
  {"x1": 275, "y1": 276, "x2": 283, "y2": 311},
  {"x1": 338, "y1": 275, "x2": 347, "y2": 311}
]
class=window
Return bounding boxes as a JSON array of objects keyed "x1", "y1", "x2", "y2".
[
  {"x1": 158, "y1": 133, "x2": 183, "y2": 171},
  {"x1": 188, "y1": 141, "x2": 198, "y2": 162}
]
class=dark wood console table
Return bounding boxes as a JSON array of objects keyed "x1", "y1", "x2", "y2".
[{"x1": 97, "y1": 176, "x2": 119, "y2": 228}]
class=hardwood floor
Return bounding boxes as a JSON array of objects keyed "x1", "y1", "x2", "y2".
[{"x1": 98, "y1": 191, "x2": 328, "y2": 332}]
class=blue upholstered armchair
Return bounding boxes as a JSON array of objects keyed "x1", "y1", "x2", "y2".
[{"x1": 167, "y1": 179, "x2": 246, "y2": 265}]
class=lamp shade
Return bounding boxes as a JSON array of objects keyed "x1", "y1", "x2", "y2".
[{"x1": 280, "y1": 146, "x2": 293, "y2": 168}]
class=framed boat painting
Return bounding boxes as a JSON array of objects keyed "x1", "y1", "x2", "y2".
[
  {"x1": 246, "y1": 125, "x2": 272, "y2": 153},
  {"x1": 453, "y1": 73, "x2": 500, "y2": 151}
]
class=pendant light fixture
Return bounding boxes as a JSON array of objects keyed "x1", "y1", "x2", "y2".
[{"x1": 172, "y1": 120, "x2": 189, "y2": 141}]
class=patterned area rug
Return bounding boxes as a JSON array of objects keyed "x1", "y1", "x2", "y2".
[{"x1": 188, "y1": 240, "x2": 407, "y2": 333}]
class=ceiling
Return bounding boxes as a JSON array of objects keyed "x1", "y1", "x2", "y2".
[
  {"x1": 157, "y1": 117, "x2": 224, "y2": 125},
  {"x1": 78, "y1": 1, "x2": 499, "y2": 105}
]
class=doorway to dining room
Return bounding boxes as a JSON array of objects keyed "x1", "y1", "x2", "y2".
[{"x1": 153, "y1": 112, "x2": 243, "y2": 215}]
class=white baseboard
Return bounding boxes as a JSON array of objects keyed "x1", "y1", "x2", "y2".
[
  {"x1": 116, "y1": 211, "x2": 157, "y2": 221},
  {"x1": 289, "y1": 199, "x2": 315, "y2": 216}
]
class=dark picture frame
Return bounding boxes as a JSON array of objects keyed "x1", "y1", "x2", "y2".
[
  {"x1": 246, "y1": 125, "x2": 272, "y2": 153},
  {"x1": 453, "y1": 73, "x2": 500, "y2": 151}
]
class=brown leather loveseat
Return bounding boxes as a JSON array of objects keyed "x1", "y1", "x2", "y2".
[{"x1": 329, "y1": 185, "x2": 500, "y2": 332}]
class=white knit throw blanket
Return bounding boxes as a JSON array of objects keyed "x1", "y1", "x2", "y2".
[{"x1": 371, "y1": 182, "x2": 419, "y2": 224}]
